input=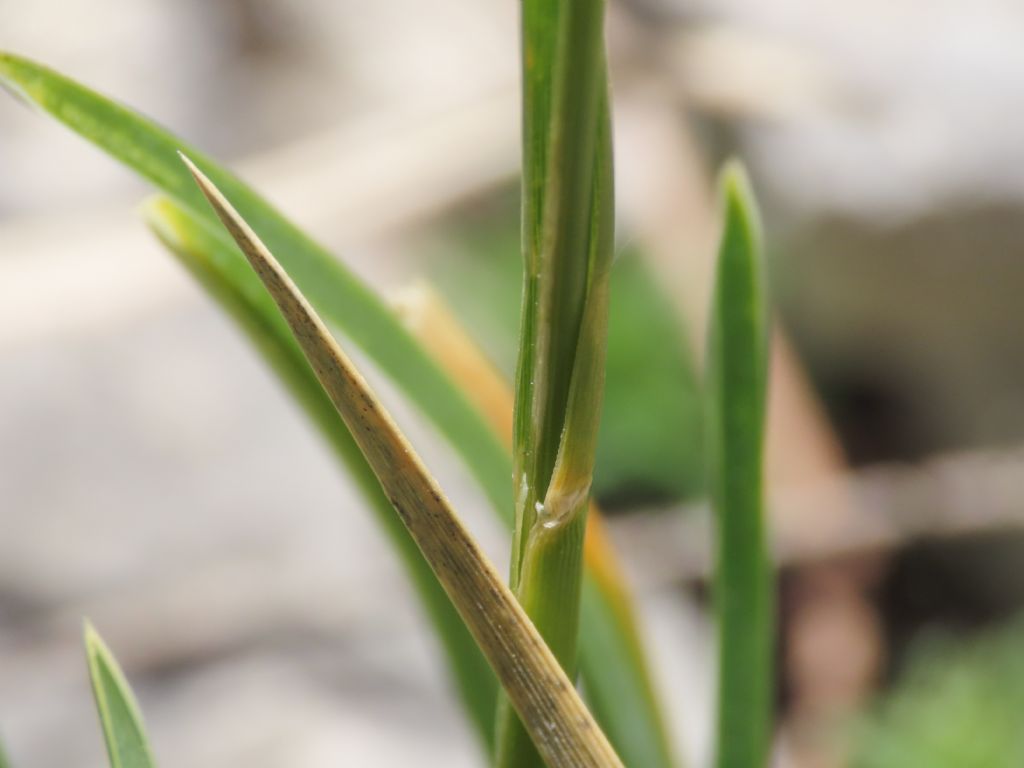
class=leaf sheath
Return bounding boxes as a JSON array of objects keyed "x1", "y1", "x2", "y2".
[{"x1": 499, "y1": 0, "x2": 617, "y2": 763}]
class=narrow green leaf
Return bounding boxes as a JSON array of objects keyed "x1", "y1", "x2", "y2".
[
  {"x1": 182, "y1": 155, "x2": 624, "y2": 768},
  {"x1": 143, "y1": 196, "x2": 497, "y2": 746},
  {"x1": 0, "y1": 735, "x2": 11, "y2": 768},
  {"x1": 0, "y1": 53, "x2": 672, "y2": 767},
  {"x1": 83, "y1": 622, "x2": 158, "y2": 768},
  {"x1": 706, "y1": 161, "x2": 773, "y2": 768}
]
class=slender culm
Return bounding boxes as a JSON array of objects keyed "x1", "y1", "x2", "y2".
[{"x1": 495, "y1": 0, "x2": 617, "y2": 764}]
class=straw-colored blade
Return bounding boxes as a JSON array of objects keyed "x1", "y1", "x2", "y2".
[
  {"x1": 84, "y1": 622, "x2": 158, "y2": 768},
  {"x1": 143, "y1": 195, "x2": 497, "y2": 746},
  {"x1": 180, "y1": 153, "x2": 624, "y2": 768}
]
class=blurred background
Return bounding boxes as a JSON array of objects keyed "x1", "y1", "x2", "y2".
[{"x1": 4, "y1": 1, "x2": 1024, "y2": 766}]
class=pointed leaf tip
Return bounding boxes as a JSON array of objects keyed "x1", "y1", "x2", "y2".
[
  {"x1": 177, "y1": 150, "x2": 197, "y2": 174},
  {"x1": 83, "y1": 618, "x2": 103, "y2": 658},
  {"x1": 708, "y1": 156, "x2": 773, "y2": 768},
  {"x1": 717, "y1": 159, "x2": 763, "y2": 252},
  {"x1": 177, "y1": 152, "x2": 209, "y2": 195},
  {"x1": 84, "y1": 621, "x2": 158, "y2": 768}
]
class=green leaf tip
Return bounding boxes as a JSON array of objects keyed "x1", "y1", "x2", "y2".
[
  {"x1": 712, "y1": 157, "x2": 768, "y2": 397},
  {"x1": 0, "y1": 51, "x2": 57, "y2": 93},
  {"x1": 0, "y1": 52, "x2": 32, "y2": 83},
  {"x1": 84, "y1": 620, "x2": 158, "y2": 768},
  {"x1": 718, "y1": 159, "x2": 763, "y2": 259},
  {"x1": 0, "y1": 52, "x2": 41, "y2": 109}
]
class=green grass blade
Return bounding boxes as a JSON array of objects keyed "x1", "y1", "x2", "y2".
[
  {"x1": 0, "y1": 51, "x2": 511, "y2": 528},
  {"x1": 142, "y1": 196, "x2": 497, "y2": 746},
  {"x1": 182, "y1": 155, "x2": 624, "y2": 768},
  {"x1": 706, "y1": 162, "x2": 773, "y2": 768},
  {"x1": 0, "y1": 735, "x2": 11, "y2": 768},
  {"x1": 84, "y1": 622, "x2": 158, "y2": 768},
  {"x1": 0, "y1": 53, "x2": 672, "y2": 766}
]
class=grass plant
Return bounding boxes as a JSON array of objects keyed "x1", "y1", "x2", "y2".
[{"x1": 0, "y1": 3, "x2": 775, "y2": 766}]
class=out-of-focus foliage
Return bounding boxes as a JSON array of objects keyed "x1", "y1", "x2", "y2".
[
  {"x1": 601, "y1": 251, "x2": 702, "y2": 504},
  {"x1": 852, "y1": 618, "x2": 1024, "y2": 768}
]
